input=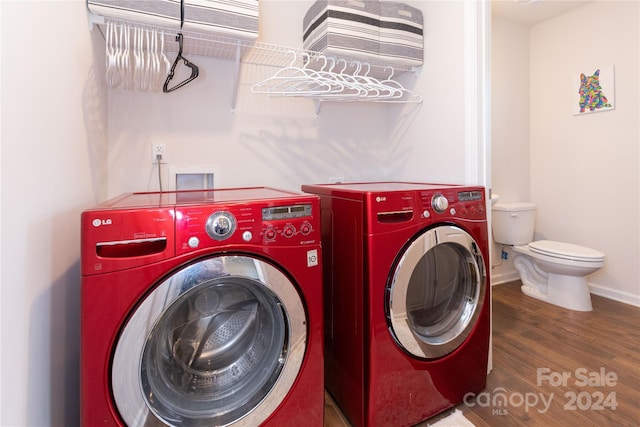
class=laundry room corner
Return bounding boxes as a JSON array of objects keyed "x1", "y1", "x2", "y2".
[{"x1": 1, "y1": 1, "x2": 102, "y2": 426}]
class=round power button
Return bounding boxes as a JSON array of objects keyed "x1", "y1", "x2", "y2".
[{"x1": 188, "y1": 237, "x2": 200, "y2": 248}]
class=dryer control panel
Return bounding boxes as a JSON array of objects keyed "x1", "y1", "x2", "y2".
[{"x1": 364, "y1": 187, "x2": 486, "y2": 234}]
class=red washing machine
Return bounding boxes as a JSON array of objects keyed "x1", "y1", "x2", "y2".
[
  {"x1": 81, "y1": 187, "x2": 324, "y2": 427},
  {"x1": 301, "y1": 182, "x2": 490, "y2": 427}
]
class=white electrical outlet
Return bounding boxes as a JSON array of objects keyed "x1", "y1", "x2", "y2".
[{"x1": 152, "y1": 143, "x2": 166, "y2": 163}]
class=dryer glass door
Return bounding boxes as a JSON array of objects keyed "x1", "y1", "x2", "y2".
[
  {"x1": 111, "y1": 255, "x2": 307, "y2": 427},
  {"x1": 387, "y1": 225, "x2": 486, "y2": 359}
]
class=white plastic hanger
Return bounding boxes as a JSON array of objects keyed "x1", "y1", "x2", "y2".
[
  {"x1": 372, "y1": 67, "x2": 422, "y2": 104},
  {"x1": 251, "y1": 52, "x2": 333, "y2": 96},
  {"x1": 105, "y1": 21, "x2": 121, "y2": 88}
]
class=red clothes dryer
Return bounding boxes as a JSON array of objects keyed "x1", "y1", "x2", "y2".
[
  {"x1": 81, "y1": 187, "x2": 324, "y2": 427},
  {"x1": 301, "y1": 182, "x2": 490, "y2": 427}
]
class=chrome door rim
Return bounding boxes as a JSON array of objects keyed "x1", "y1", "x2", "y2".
[
  {"x1": 387, "y1": 225, "x2": 486, "y2": 359},
  {"x1": 111, "y1": 255, "x2": 307, "y2": 427}
]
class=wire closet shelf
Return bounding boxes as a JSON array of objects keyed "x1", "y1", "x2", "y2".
[{"x1": 91, "y1": 15, "x2": 422, "y2": 105}]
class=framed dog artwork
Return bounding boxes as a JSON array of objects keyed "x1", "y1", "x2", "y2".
[{"x1": 573, "y1": 66, "x2": 615, "y2": 115}]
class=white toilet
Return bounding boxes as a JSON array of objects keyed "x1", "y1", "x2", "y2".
[{"x1": 492, "y1": 202, "x2": 605, "y2": 311}]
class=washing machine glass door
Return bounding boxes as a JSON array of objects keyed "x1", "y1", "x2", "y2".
[
  {"x1": 111, "y1": 255, "x2": 307, "y2": 427},
  {"x1": 387, "y1": 225, "x2": 486, "y2": 359}
]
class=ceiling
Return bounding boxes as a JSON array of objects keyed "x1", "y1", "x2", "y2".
[{"x1": 491, "y1": 0, "x2": 591, "y2": 27}]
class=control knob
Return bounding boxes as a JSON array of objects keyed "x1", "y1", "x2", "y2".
[
  {"x1": 283, "y1": 224, "x2": 296, "y2": 238},
  {"x1": 300, "y1": 221, "x2": 312, "y2": 235},
  {"x1": 431, "y1": 194, "x2": 449, "y2": 214},
  {"x1": 264, "y1": 227, "x2": 277, "y2": 241},
  {"x1": 206, "y1": 211, "x2": 237, "y2": 241}
]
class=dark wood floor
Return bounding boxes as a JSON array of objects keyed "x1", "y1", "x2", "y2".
[{"x1": 324, "y1": 281, "x2": 640, "y2": 426}]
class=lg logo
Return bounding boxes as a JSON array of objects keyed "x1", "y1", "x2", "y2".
[
  {"x1": 376, "y1": 196, "x2": 387, "y2": 202},
  {"x1": 92, "y1": 218, "x2": 113, "y2": 227}
]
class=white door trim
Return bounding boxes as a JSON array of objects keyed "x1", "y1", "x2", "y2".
[
  {"x1": 464, "y1": 0, "x2": 491, "y2": 189},
  {"x1": 464, "y1": 0, "x2": 492, "y2": 373}
]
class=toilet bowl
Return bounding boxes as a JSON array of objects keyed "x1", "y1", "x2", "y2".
[
  {"x1": 513, "y1": 240, "x2": 605, "y2": 311},
  {"x1": 492, "y1": 203, "x2": 605, "y2": 311}
]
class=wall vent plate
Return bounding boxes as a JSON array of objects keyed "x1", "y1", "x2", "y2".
[{"x1": 169, "y1": 166, "x2": 219, "y2": 191}]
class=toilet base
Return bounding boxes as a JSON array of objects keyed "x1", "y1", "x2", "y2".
[
  {"x1": 520, "y1": 274, "x2": 593, "y2": 311},
  {"x1": 514, "y1": 256, "x2": 594, "y2": 311}
]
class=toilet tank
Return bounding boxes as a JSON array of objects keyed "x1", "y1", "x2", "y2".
[{"x1": 491, "y1": 202, "x2": 537, "y2": 245}]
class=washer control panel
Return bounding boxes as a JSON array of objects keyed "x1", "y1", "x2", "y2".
[
  {"x1": 175, "y1": 200, "x2": 319, "y2": 255},
  {"x1": 420, "y1": 189, "x2": 485, "y2": 220}
]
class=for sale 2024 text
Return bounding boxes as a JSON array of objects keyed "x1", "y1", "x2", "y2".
[{"x1": 537, "y1": 367, "x2": 618, "y2": 411}]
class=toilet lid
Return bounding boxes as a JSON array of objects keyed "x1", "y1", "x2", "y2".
[{"x1": 529, "y1": 240, "x2": 605, "y2": 262}]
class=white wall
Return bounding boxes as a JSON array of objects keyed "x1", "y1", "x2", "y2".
[
  {"x1": 1, "y1": 1, "x2": 482, "y2": 426},
  {"x1": 0, "y1": 1, "x2": 107, "y2": 426},
  {"x1": 107, "y1": 0, "x2": 471, "y2": 197},
  {"x1": 490, "y1": 15, "x2": 530, "y2": 282},
  {"x1": 530, "y1": 1, "x2": 639, "y2": 305},
  {"x1": 491, "y1": 1, "x2": 640, "y2": 306},
  {"x1": 491, "y1": 16, "x2": 530, "y2": 203}
]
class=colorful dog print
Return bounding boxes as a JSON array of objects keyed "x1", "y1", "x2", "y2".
[{"x1": 578, "y1": 69, "x2": 611, "y2": 113}]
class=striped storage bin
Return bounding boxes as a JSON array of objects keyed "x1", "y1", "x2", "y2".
[
  {"x1": 303, "y1": 0, "x2": 381, "y2": 62},
  {"x1": 379, "y1": 2, "x2": 423, "y2": 66},
  {"x1": 182, "y1": 0, "x2": 259, "y2": 40},
  {"x1": 87, "y1": 0, "x2": 182, "y2": 28}
]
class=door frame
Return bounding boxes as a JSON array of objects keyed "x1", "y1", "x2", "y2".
[{"x1": 464, "y1": 0, "x2": 492, "y2": 371}]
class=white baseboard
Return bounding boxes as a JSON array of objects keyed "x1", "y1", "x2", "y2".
[
  {"x1": 589, "y1": 283, "x2": 640, "y2": 308},
  {"x1": 490, "y1": 271, "x2": 519, "y2": 286}
]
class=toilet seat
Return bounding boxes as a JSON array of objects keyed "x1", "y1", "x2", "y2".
[{"x1": 528, "y1": 240, "x2": 605, "y2": 262}]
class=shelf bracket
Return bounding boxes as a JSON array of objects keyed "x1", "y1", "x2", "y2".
[{"x1": 88, "y1": 13, "x2": 105, "y2": 32}]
